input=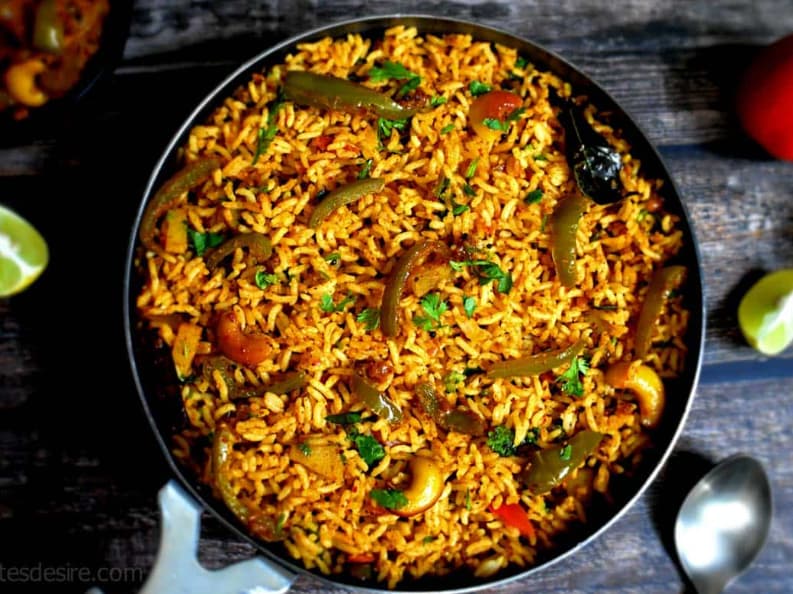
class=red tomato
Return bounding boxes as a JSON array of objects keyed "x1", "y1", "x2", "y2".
[
  {"x1": 736, "y1": 33, "x2": 793, "y2": 160},
  {"x1": 489, "y1": 502, "x2": 536, "y2": 539},
  {"x1": 469, "y1": 90, "x2": 523, "y2": 140}
]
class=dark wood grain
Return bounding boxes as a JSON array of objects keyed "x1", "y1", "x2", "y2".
[{"x1": 1, "y1": 1, "x2": 792, "y2": 593}]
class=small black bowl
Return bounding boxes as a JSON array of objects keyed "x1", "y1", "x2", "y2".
[{"x1": 0, "y1": 0, "x2": 133, "y2": 146}]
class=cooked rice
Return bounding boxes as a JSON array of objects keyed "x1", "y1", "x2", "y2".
[{"x1": 135, "y1": 26, "x2": 689, "y2": 588}]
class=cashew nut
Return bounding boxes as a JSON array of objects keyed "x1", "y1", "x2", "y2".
[
  {"x1": 605, "y1": 361, "x2": 666, "y2": 428},
  {"x1": 5, "y1": 59, "x2": 49, "y2": 107},
  {"x1": 393, "y1": 456, "x2": 444, "y2": 517},
  {"x1": 216, "y1": 310, "x2": 273, "y2": 367}
]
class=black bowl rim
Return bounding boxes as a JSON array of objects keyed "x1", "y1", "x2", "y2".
[{"x1": 123, "y1": 14, "x2": 706, "y2": 593}]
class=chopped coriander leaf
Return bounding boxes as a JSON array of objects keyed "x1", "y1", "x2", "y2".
[
  {"x1": 487, "y1": 425, "x2": 516, "y2": 457},
  {"x1": 525, "y1": 189, "x2": 543, "y2": 204},
  {"x1": 356, "y1": 307, "x2": 381, "y2": 331},
  {"x1": 560, "y1": 444, "x2": 572, "y2": 461},
  {"x1": 557, "y1": 356, "x2": 589, "y2": 397},
  {"x1": 358, "y1": 158, "x2": 373, "y2": 180},
  {"x1": 483, "y1": 117, "x2": 506, "y2": 131},
  {"x1": 369, "y1": 60, "x2": 417, "y2": 82},
  {"x1": 525, "y1": 428, "x2": 539, "y2": 444},
  {"x1": 452, "y1": 200, "x2": 470, "y2": 216},
  {"x1": 462, "y1": 183, "x2": 477, "y2": 197},
  {"x1": 351, "y1": 433, "x2": 385, "y2": 467},
  {"x1": 465, "y1": 488, "x2": 471, "y2": 510},
  {"x1": 451, "y1": 260, "x2": 513, "y2": 294},
  {"x1": 534, "y1": 154, "x2": 548, "y2": 162},
  {"x1": 440, "y1": 123, "x2": 454, "y2": 135},
  {"x1": 434, "y1": 176, "x2": 450, "y2": 198},
  {"x1": 463, "y1": 295, "x2": 476, "y2": 318},
  {"x1": 320, "y1": 293, "x2": 356, "y2": 313},
  {"x1": 298, "y1": 442, "x2": 312, "y2": 456},
  {"x1": 370, "y1": 488, "x2": 408, "y2": 510},
  {"x1": 252, "y1": 90, "x2": 285, "y2": 165},
  {"x1": 449, "y1": 260, "x2": 467, "y2": 272},
  {"x1": 420, "y1": 293, "x2": 448, "y2": 325},
  {"x1": 506, "y1": 107, "x2": 526, "y2": 122},
  {"x1": 254, "y1": 270, "x2": 279, "y2": 289},
  {"x1": 423, "y1": 536, "x2": 437, "y2": 544},
  {"x1": 378, "y1": 117, "x2": 409, "y2": 141},
  {"x1": 444, "y1": 371, "x2": 465, "y2": 393},
  {"x1": 275, "y1": 512, "x2": 286, "y2": 534},
  {"x1": 187, "y1": 229, "x2": 224, "y2": 257},
  {"x1": 324, "y1": 252, "x2": 341, "y2": 265},
  {"x1": 326, "y1": 411, "x2": 363, "y2": 425},
  {"x1": 515, "y1": 56, "x2": 529, "y2": 69},
  {"x1": 413, "y1": 315, "x2": 435, "y2": 332},
  {"x1": 398, "y1": 76, "x2": 421, "y2": 98},
  {"x1": 465, "y1": 158, "x2": 479, "y2": 179},
  {"x1": 430, "y1": 96, "x2": 448, "y2": 107},
  {"x1": 469, "y1": 80, "x2": 492, "y2": 96}
]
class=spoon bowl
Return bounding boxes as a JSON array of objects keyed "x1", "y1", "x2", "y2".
[{"x1": 674, "y1": 455, "x2": 772, "y2": 594}]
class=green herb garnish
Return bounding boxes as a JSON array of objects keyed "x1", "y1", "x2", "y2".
[
  {"x1": 443, "y1": 371, "x2": 465, "y2": 393},
  {"x1": 370, "y1": 488, "x2": 408, "y2": 510},
  {"x1": 430, "y1": 96, "x2": 448, "y2": 107},
  {"x1": 516, "y1": 56, "x2": 529, "y2": 69},
  {"x1": 423, "y1": 535, "x2": 437, "y2": 544},
  {"x1": 440, "y1": 123, "x2": 454, "y2": 135},
  {"x1": 324, "y1": 252, "x2": 341, "y2": 265},
  {"x1": 187, "y1": 229, "x2": 225, "y2": 257},
  {"x1": 413, "y1": 293, "x2": 448, "y2": 331},
  {"x1": 557, "y1": 356, "x2": 589, "y2": 397},
  {"x1": 451, "y1": 200, "x2": 470, "y2": 216},
  {"x1": 254, "y1": 270, "x2": 279, "y2": 289},
  {"x1": 326, "y1": 412, "x2": 363, "y2": 425},
  {"x1": 369, "y1": 60, "x2": 416, "y2": 82},
  {"x1": 320, "y1": 293, "x2": 355, "y2": 313},
  {"x1": 252, "y1": 89, "x2": 285, "y2": 165},
  {"x1": 463, "y1": 296, "x2": 476, "y2": 318},
  {"x1": 559, "y1": 444, "x2": 572, "y2": 461},
  {"x1": 469, "y1": 80, "x2": 492, "y2": 96},
  {"x1": 356, "y1": 307, "x2": 381, "y2": 331},
  {"x1": 358, "y1": 158, "x2": 373, "y2": 179},
  {"x1": 482, "y1": 107, "x2": 525, "y2": 133},
  {"x1": 298, "y1": 442, "x2": 312, "y2": 456},
  {"x1": 450, "y1": 259, "x2": 513, "y2": 294},
  {"x1": 348, "y1": 429, "x2": 386, "y2": 468},
  {"x1": 487, "y1": 425, "x2": 517, "y2": 457},
  {"x1": 434, "y1": 176, "x2": 450, "y2": 199},
  {"x1": 465, "y1": 158, "x2": 479, "y2": 179},
  {"x1": 462, "y1": 183, "x2": 477, "y2": 197},
  {"x1": 525, "y1": 189, "x2": 543, "y2": 204},
  {"x1": 378, "y1": 117, "x2": 409, "y2": 141}
]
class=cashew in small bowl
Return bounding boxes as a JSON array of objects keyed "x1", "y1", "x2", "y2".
[
  {"x1": 605, "y1": 361, "x2": 666, "y2": 428},
  {"x1": 5, "y1": 59, "x2": 49, "y2": 107},
  {"x1": 393, "y1": 456, "x2": 444, "y2": 517}
]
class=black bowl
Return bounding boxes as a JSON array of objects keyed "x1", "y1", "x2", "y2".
[{"x1": 0, "y1": 0, "x2": 133, "y2": 146}]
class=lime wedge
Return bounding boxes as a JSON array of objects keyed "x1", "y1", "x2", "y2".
[
  {"x1": 738, "y1": 269, "x2": 793, "y2": 355},
  {"x1": 0, "y1": 204, "x2": 49, "y2": 298}
]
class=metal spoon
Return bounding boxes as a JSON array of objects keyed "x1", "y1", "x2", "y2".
[{"x1": 674, "y1": 455, "x2": 772, "y2": 594}]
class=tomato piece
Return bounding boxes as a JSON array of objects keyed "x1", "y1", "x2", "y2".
[
  {"x1": 489, "y1": 502, "x2": 535, "y2": 539},
  {"x1": 736, "y1": 34, "x2": 793, "y2": 160},
  {"x1": 469, "y1": 90, "x2": 523, "y2": 140}
]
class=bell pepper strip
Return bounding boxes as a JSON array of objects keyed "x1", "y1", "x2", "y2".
[
  {"x1": 172, "y1": 322, "x2": 202, "y2": 381},
  {"x1": 381, "y1": 240, "x2": 452, "y2": 337},
  {"x1": 416, "y1": 382, "x2": 485, "y2": 436},
  {"x1": 308, "y1": 178, "x2": 385, "y2": 228},
  {"x1": 352, "y1": 365, "x2": 402, "y2": 424},
  {"x1": 289, "y1": 442, "x2": 344, "y2": 481},
  {"x1": 212, "y1": 425, "x2": 251, "y2": 521},
  {"x1": 550, "y1": 193, "x2": 589, "y2": 288},
  {"x1": 33, "y1": 0, "x2": 63, "y2": 53},
  {"x1": 216, "y1": 311, "x2": 274, "y2": 367},
  {"x1": 205, "y1": 232, "x2": 272, "y2": 271},
  {"x1": 203, "y1": 356, "x2": 305, "y2": 399},
  {"x1": 139, "y1": 157, "x2": 221, "y2": 251},
  {"x1": 283, "y1": 70, "x2": 418, "y2": 120},
  {"x1": 634, "y1": 265, "x2": 687, "y2": 358},
  {"x1": 519, "y1": 429, "x2": 604, "y2": 494},
  {"x1": 490, "y1": 502, "x2": 536, "y2": 539},
  {"x1": 487, "y1": 339, "x2": 585, "y2": 379}
]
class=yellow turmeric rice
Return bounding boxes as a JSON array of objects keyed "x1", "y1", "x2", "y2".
[{"x1": 134, "y1": 26, "x2": 689, "y2": 588}]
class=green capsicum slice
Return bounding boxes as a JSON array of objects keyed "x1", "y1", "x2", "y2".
[
  {"x1": 205, "y1": 233, "x2": 273, "y2": 270},
  {"x1": 634, "y1": 265, "x2": 687, "y2": 358},
  {"x1": 550, "y1": 193, "x2": 589, "y2": 288},
  {"x1": 352, "y1": 365, "x2": 402, "y2": 424},
  {"x1": 309, "y1": 178, "x2": 385, "y2": 228},
  {"x1": 519, "y1": 429, "x2": 604, "y2": 494},
  {"x1": 416, "y1": 382, "x2": 485, "y2": 436},
  {"x1": 139, "y1": 158, "x2": 221, "y2": 251},
  {"x1": 487, "y1": 339, "x2": 585, "y2": 379},
  {"x1": 381, "y1": 240, "x2": 452, "y2": 337},
  {"x1": 284, "y1": 70, "x2": 418, "y2": 120}
]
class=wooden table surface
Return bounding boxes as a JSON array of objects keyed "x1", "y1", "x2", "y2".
[{"x1": 1, "y1": 1, "x2": 792, "y2": 593}]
